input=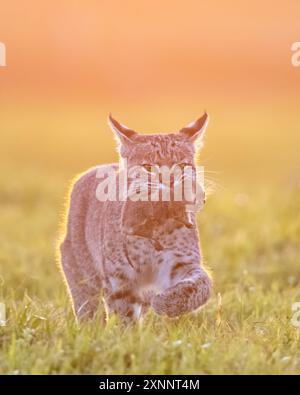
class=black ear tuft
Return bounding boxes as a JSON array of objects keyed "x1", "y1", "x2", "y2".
[
  {"x1": 108, "y1": 114, "x2": 137, "y2": 143},
  {"x1": 179, "y1": 112, "x2": 209, "y2": 142}
]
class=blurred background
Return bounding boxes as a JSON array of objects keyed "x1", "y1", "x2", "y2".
[
  {"x1": 1, "y1": 2, "x2": 300, "y2": 374},
  {"x1": 0, "y1": 0, "x2": 299, "y2": 186}
]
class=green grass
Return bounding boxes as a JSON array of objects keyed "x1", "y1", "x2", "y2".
[{"x1": 1, "y1": 166, "x2": 300, "y2": 374}]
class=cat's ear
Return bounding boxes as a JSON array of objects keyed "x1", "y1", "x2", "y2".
[
  {"x1": 179, "y1": 112, "x2": 209, "y2": 142},
  {"x1": 108, "y1": 114, "x2": 137, "y2": 144}
]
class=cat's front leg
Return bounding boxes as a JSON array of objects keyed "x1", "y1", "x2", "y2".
[
  {"x1": 152, "y1": 266, "x2": 211, "y2": 317},
  {"x1": 105, "y1": 286, "x2": 143, "y2": 320}
]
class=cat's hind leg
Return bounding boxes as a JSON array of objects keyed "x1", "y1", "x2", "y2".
[{"x1": 60, "y1": 238, "x2": 102, "y2": 321}]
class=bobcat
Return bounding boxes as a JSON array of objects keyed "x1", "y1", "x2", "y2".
[{"x1": 59, "y1": 113, "x2": 212, "y2": 320}]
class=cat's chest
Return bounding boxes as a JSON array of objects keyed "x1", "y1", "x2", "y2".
[{"x1": 124, "y1": 220, "x2": 197, "y2": 264}]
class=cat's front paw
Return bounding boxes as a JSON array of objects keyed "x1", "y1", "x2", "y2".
[{"x1": 152, "y1": 281, "x2": 196, "y2": 317}]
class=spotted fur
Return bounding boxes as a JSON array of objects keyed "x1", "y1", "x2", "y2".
[{"x1": 59, "y1": 114, "x2": 212, "y2": 320}]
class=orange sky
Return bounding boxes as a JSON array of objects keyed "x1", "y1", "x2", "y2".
[{"x1": 1, "y1": 0, "x2": 300, "y2": 99}]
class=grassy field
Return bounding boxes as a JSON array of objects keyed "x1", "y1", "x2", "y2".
[
  {"x1": 1, "y1": 0, "x2": 300, "y2": 375},
  {"x1": 0, "y1": 165, "x2": 300, "y2": 374},
  {"x1": 0, "y1": 100, "x2": 300, "y2": 374}
]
